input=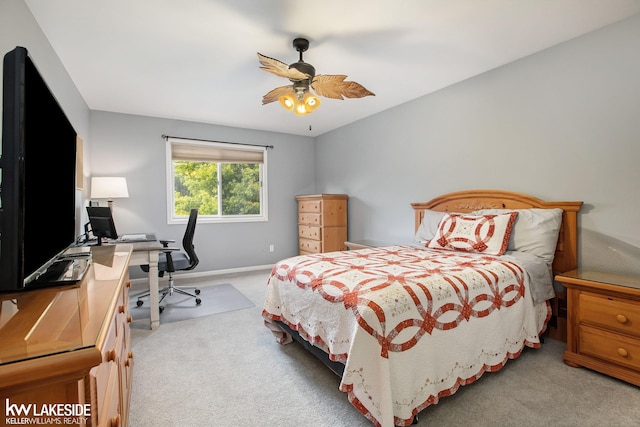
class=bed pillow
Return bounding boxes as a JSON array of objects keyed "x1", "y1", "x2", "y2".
[
  {"x1": 471, "y1": 208, "x2": 563, "y2": 264},
  {"x1": 427, "y1": 212, "x2": 518, "y2": 255},
  {"x1": 413, "y1": 209, "x2": 447, "y2": 243}
]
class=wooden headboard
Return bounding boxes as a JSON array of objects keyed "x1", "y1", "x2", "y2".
[{"x1": 411, "y1": 190, "x2": 583, "y2": 275}]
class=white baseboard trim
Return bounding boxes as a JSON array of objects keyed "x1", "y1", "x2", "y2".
[{"x1": 130, "y1": 264, "x2": 273, "y2": 286}]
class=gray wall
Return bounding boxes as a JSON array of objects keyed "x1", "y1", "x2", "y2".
[
  {"x1": 315, "y1": 13, "x2": 640, "y2": 275},
  {"x1": 89, "y1": 111, "x2": 315, "y2": 275},
  {"x1": 0, "y1": 0, "x2": 91, "y2": 235}
]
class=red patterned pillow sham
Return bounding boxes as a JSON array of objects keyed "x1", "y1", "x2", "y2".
[{"x1": 427, "y1": 212, "x2": 518, "y2": 255}]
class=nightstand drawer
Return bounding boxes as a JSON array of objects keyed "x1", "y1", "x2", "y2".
[
  {"x1": 579, "y1": 293, "x2": 640, "y2": 338},
  {"x1": 580, "y1": 325, "x2": 640, "y2": 371}
]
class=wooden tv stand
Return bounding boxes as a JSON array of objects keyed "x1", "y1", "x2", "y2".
[{"x1": 0, "y1": 245, "x2": 134, "y2": 427}]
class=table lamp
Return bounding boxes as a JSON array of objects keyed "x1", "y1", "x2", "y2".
[{"x1": 90, "y1": 177, "x2": 129, "y2": 209}]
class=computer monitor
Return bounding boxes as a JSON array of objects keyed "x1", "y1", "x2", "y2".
[{"x1": 86, "y1": 206, "x2": 118, "y2": 245}]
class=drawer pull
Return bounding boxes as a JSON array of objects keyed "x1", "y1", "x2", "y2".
[
  {"x1": 617, "y1": 347, "x2": 629, "y2": 357},
  {"x1": 106, "y1": 349, "x2": 117, "y2": 362},
  {"x1": 118, "y1": 305, "x2": 125, "y2": 313},
  {"x1": 616, "y1": 314, "x2": 628, "y2": 324}
]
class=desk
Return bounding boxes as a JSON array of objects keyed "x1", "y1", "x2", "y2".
[
  {"x1": 75, "y1": 236, "x2": 163, "y2": 329},
  {"x1": 126, "y1": 239, "x2": 163, "y2": 329}
]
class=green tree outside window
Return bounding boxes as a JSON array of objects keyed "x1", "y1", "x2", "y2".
[{"x1": 173, "y1": 161, "x2": 260, "y2": 216}]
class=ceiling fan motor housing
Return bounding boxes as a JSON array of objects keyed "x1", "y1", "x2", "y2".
[{"x1": 289, "y1": 61, "x2": 315, "y2": 80}]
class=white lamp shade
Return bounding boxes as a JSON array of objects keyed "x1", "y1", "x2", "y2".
[{"x1": 90, "y1": 177, "x2": 129, "y2": 199}]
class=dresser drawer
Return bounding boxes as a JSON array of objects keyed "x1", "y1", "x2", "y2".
[
  {"x1": 115, "y1": 284, "x2": 127, "y2": 338},
  {"x1": 299, "y1": 212, "x2": 322, "y2": 226},
  {"x1": 580, "y1": 324, "x2": 640, "y2": 371},
  {"x1": 90, "y1": 315, "x2": 119, "y2": 426},
  {"x1": 96, "y1": 361, "x2": 121, "y2": 427},
  {"x1": 298, "y1": 200, "x2": 322, "y2": 213},
  {"x1": 579, "y1": 293, "x2": 640, "y2": 338},
  {"x1": 299, "y1": 238, "x2": 321, "y2": 253},
  {"x1": 299, "y1": 225, "x2": 321, "y2": 240}
]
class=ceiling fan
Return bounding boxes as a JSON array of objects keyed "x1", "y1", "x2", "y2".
[{"x1": 257, "y1": 38, "x2": 375, "y2": 115}]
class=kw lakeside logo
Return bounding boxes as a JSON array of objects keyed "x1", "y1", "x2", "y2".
[{"x1": 4, "y1": 399, "x2": 90, "y2": 425}]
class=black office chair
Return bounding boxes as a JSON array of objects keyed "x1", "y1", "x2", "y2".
[{"x1": 137, "y1": 208, "x2": 201, "y2": 313}]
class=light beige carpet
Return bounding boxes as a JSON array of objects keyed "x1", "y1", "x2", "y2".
[{"x1": 129, "y1": 282, "x2": 254, "y2": 327}]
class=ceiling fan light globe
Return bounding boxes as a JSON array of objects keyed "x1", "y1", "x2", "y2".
[
  {"x1": 294, "y1": 99, "x2": 311, "y2": 115},
  {"x1": 303, "y1": 92, "x2": 321, "y2": 112},
  {"x1": 279, "y1": 93, "x2": 296, "y2": 111}
]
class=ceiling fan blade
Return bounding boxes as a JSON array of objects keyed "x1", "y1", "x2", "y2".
[
  {"x1": 257, "y1": 53, "x2": 308, "y2": 80},
  {"x1": 311, "y1": 75, "x2": 375, "y2": 100},
  {"x1": 262, "y1": 85, "x2": 293, "y2": 105}
]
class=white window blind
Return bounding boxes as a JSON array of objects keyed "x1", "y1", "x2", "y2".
[{"x1": 168, "y1": 137, "x2": 264, "y2": 163}]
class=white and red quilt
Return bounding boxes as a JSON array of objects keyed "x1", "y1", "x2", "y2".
[{"x1": 262, "y1": 246, "x2": 551, "y2": 427}]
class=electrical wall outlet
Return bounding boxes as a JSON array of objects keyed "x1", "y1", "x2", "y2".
[{"x1": 269, "y1": 244, "x2": 275, "y2": 252}]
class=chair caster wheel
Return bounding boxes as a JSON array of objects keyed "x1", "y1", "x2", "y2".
[
  {"x1": 136, "y1": 300, "x2": 144, "y2": 307},
  {"x1": 196, "y1": 298, "x2": 202, "y2": 305},
  {"x1": 195, "y1": 289, "x2": 201, "y2": 295},
  {"x1": 159, "y1": 306, "x2": 165, "y2": 314}
]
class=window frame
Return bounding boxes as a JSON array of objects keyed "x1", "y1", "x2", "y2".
[{"x1": 166, "y1": 137, "x2": 268, "y2": 224}]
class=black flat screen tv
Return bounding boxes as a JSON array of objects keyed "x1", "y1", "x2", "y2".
[{"x1": 0, "y1": 46, "x2": 78, "y2": 291}]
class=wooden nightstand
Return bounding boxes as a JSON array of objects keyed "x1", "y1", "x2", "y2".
[
  {"x1": 344, "y1": 240, "x2": 396, "y2": 250},
  {"x1": 555, "y1": 269, "x2": 640, "y2": 386}
]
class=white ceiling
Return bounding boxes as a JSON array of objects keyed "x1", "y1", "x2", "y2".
[{"x1": 25, "y1": 0, "x2": 640, "y2": 137}]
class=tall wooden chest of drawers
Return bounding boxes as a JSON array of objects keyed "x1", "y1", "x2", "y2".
[
  {"x1": 296, "y1": 194, "x2": 348, "y2": 255},
  {"x1": 556, "y1": 269, "x2": 640, "y2": 386}
]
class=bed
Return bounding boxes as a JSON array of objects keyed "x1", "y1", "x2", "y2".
[{"x1": 262, "y1": 190, "x2": 582, "y2": 427}]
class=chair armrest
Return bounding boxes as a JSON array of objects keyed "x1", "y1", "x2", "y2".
[
  {"x1": 161, "y1": 247, "x2": 180, "y2": 253},
  {"x1": 159, "y1": 239, "x2": 175, "y2": 247}
]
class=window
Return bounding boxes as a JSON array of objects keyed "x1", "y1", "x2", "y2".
[{"x1": 166, "y1": 137, "x2": 268, "y2": 223}]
